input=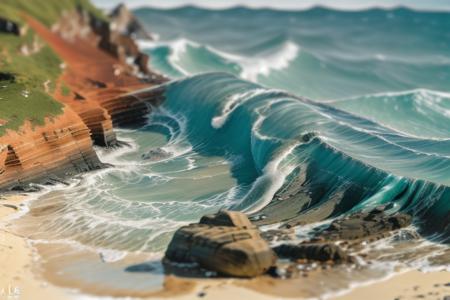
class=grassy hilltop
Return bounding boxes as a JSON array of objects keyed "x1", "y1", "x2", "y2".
[{"x1": 0, "y1": 0, "x2": 105, "y2": 136}]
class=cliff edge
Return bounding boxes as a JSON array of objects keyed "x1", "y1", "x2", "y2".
[{"x1": 0, "y1": 1, "x2": 167, "y2": 190}]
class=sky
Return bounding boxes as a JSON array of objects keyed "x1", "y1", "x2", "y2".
[{"x1": 92, "y1": 0, "x2": 450, "y2": 11}]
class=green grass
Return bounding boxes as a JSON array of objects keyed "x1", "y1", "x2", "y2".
[
  {"x1": 0, "y1": 29, "x2": 64, "y2": 136},
  {"x1": 0, "y1": 0, "x2": 107, "y2": 27},
  {"x1": 61, "y1": 84, "x2": 71, "y2": 97},
  {"x1": 0, "y1": 0, "x2": 107, "y2": 136},
  {"x1": 0, "y1": 80, "x2": 63, "y2": 135}
]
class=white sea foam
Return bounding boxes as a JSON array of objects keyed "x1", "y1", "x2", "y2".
[
  {"x1": 242, "y1": 141, "x2": 299, "y2": 214},
  {"x1": 251, "y1": 98, "x2": 292, "y2": 141},
  {"x1": 138, "y1": 38, "x2": 192, "y2": 75},
  {"x1": 329, "y1": 88, "x2": 450, "y2": 103},
  {"x1": 138, "y1": 38, "x2": 300, "y2": 81},
  {"x1": 98, "y1": 249, "x2": 127, "y2": 263},
  {"x1": 211, "y1": 88, "x2": 266, "y2": 128},
  {"x1": 227, "y1": 41, "x2": 300, "y2": 81}
]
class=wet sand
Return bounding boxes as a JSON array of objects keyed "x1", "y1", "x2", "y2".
[
  {"x1": 0, "y1": 194, "x2": 70, "y2": 300},
  {"x1": 334, "y1": 270, "x2": 450, "y2": 300},
  {"x1": 1, "y1": 193, "x2": 449, "y2": 300}
]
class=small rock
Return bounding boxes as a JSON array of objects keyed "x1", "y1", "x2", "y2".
[
  {"x1": 260, "y1": 228, "x2": 295, "y2": 242},
  {"x1": 274, "y1": 243, "x2": 350, "y2": 263},
  {"x1": 2, "y1": 204, "x2": 18, "y2": 210},
  {"x1": 141, "y1": 148, "x2": 171, "y2": 161},
  {"x1": 197, "y1": 291, "x2": 206, "y2": 298}
]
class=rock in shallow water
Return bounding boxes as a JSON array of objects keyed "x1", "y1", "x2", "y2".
[
  {"x1": 317, "y1": 207, "x2": 412, "y2": 241},
  {"x1": 267, "y1": 207, "x2": 411, "y2": 265},
  {"x1": 141, "y1": 148, "x2": 172, "y2": 161},
  {"x1": 165, "y1": 211, "x2": 276, "y2": 277},
  {"x1": 274, "y1": 243, "x2": 351, "y2": 263}
]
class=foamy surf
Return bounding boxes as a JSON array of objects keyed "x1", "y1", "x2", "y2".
[{"x1": 139, "y1": 37, "x2": 300, "y2": 82}]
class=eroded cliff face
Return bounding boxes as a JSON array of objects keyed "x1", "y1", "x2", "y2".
[
  {"x1": 0, "y1": 108, "x2": 103, "y2": 189},
  {"x1": 45, "y1": 6, "x2": 167, "y2": 132},
  {"x1": 51, "y1": 7, "x2": 167, "y2": 80},
  {"x1": 0, "y1": 5, "x2": 167, "y2": 190}
]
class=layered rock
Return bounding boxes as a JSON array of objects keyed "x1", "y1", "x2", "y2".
[
  {"x1": 274, "y1": 243, "x2": 350, "y2": 263},
  {"x1": 101, "y1": 86, "x2": 166, "y2": 128},
  {"x1": 316, "y1": 207, "x2": 412, "y2": 242},
  {"x1": 56, "y1": 87, "x2": 117, "y2": 147},
  {"x1": 52, "y1": 5, "x2": 166, "y2": 80},
  {"x1": 32, "y1": 8, "x2": 167, "y2": 131},
  {"x1": 0, "y1": 5, "x2": 168, "y2": 190},
  {"x1": 164, "y1": 207, "x2": 414, "y2": 279},
  {"x1": 0, "y1": 145, "x2": 7, "y2": 176},
  {"x1": 0, "y1": 108, "x2": 103, "y2": 190},
  {"x1": 165, "y1": 211, "x2": 276, "y2": 277},
  {"x1": 109, "y1": 4, "x2": 153, "y2": 40},
  {"x1": 268, "y1": 207, "x2": 411, "y2": 266}
]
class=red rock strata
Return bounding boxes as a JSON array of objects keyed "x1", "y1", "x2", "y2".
[
  {"x1": 0, "y1": 9, "x2": 167, "y2": 190},
  {"x1": 26, "y1": 13, "x2": 162, "y2": 129},
  {"x1": 0, "y1": 108, "x2": 102, "y2": 189}
]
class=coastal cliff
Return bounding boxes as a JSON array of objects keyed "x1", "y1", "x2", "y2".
[
  {"x1": 0, "y1": 1, "x2": 167, "y2": 190},
  {"x1": 0, "y1": 108, "x2": 102, "y2": 189}
]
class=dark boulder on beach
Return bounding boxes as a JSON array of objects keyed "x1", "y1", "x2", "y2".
[
  {"x1": 317, "y1": 207, "x2": 412, "y2": 242},
  {"x1": 274, "y1": 243, "x2": 351, "y2": 263},
  {"x1": 165, "y1": 210, "x2": 276, "y2": 277},
  {"x1": 265, "y1": 207, "x2": 411, "y2": 264},
  {"x1": 199, "y1": 210, "x2": 254, "y2": 228}
]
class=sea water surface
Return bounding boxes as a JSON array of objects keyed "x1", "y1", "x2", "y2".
[{"x1": 8, "y1": 5, "x2": 450, "y2": 298}]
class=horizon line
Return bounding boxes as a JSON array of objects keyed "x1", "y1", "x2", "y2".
[{"x1": 93, "y1": 1, "x2": 450, "y2": 13}]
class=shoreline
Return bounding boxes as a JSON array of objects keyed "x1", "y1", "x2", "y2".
[
  {"x1": 1, "y1": 193, "x2": 449, "y2": 300},
  {"x1": 333, "y1": 270, "x2": 450, "y2": 300},
  {"x1": 0, "y1": 194, "x2": 71, "y2": 300}
]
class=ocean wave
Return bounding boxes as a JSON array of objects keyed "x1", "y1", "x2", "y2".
[
  {"x1": 217, "y1": 40, "x2": 300, "y2": 81},
  {"x1": 13, "y1": 73, "x2": 450, "y2": 256},
  {"x1": 139, "y1": 37, "x2": 300, "y2": 81},
  {"x1": 330, "y1": 89, "x2": 450, "y2": 139},
  {"x1": 136, "y1": 6, "x2": 450, "y2": 100},
  {"x1": 154, "y1": 73, "x2": 450, "y2": 239}
]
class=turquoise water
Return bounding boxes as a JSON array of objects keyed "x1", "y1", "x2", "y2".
[
  {"x1": 11, "y1": 6, "x2": 450, "y2": 295},
  {"x1": 134, "y1": 6, "x2": 450, "y2": 240},
  {"x1": 137, "y1": 7, "x2": 450, "y2": 100}
]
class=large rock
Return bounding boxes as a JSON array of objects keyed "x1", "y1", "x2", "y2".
[
  {"x1": 165, "y1": 211, "x2": 276, "y2": 277},
  {"x1": 317, "y1": 207, "x2": 412, "y2": 241},
  {"x1": 52, "y1": 5, "x2": 166, "y2": 81},
  {"x1": 109, "y1": 4, "x2": 153, "y2": 40}
]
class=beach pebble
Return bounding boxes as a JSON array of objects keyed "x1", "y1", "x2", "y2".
[{"x1": 197, "y1": 291, "x2": 206, "y2": 297}]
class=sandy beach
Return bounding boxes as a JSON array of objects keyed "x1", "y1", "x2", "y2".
[
  {"x1": 334, "y1": 270, "x2": 450, "y2": 300},
  {"x1": 0, "y1": 194, "x2": 448, "y2": 300},
  {"x1": 0, "y1": 194, "x2": 70, "y2": 300}
]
